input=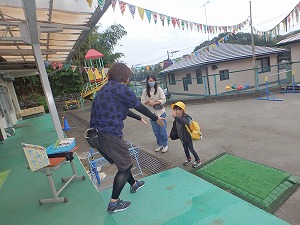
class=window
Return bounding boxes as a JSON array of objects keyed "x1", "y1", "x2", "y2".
[
  {"x1": 186, "y1": 73, "x2": 192, "y2": 84},
  {"x1": 255, "y1": 57, "x2": 270, "y2": 73},
  {"x1": 168, "y1": 73, "x2": 176, "y2": 85},
  {"x1": 219, "y1": 69, "x2": 229, "y2": 81},
  {"x1": 196, "y1": 68, "x2": 203, "y2": 84},
  {"x1": 183, "y1": 77, "x2": 189, "y2": 91}
]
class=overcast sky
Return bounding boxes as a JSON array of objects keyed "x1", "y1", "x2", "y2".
[{"x1": 98, "y1": 0, "x2": 300, "y2": 67}]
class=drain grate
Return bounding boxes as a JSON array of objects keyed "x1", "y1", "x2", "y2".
[{"x1": 135, "y1": 150, "x2": 172, "y2": 174}]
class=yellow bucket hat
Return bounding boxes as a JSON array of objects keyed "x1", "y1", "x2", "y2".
[{"x1": 171, "y1": 101, "x2": 186, "y2": 111}]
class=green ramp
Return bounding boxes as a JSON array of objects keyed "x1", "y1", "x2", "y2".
[
  {"x1": 0, "y1": 169, "x2": 10, "y2": 190},
  {"x1": 99, "y1": 167, "x2": 290, "y2": 225},
  {"x1": 194, "y1": 153, "x2": 299, "y2": 213}
]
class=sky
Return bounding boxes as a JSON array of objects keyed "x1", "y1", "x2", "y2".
[{"x1": 97, "y1": 0, "x2": 300, "y2": 67}]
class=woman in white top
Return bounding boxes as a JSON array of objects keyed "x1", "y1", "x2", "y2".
[{"x1": 141, "y1": 75, "x2": 168, "y2": 153}]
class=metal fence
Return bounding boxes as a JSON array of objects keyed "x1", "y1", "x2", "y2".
[{"x1": 129, "y1": 62, "x2": 297, "y2": 101}]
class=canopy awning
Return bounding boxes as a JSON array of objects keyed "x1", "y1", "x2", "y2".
[
  {"x1": 0, "y1": 0, "x2": 111, "y2": 140},
  {"x1": 0, "y1": 0, "x2": 111, "y2": 77}
]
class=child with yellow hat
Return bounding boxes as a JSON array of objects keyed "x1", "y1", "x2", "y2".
[{"x1": 169, "y1": 101, "x2": 201, "y2": 168}]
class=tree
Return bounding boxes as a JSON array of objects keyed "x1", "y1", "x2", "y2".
[{"x1": 72, "y1": 24, "x2": 127, "y2": 67}]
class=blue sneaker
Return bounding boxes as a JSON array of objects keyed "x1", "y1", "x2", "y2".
[
  {"x1": 107, "y1": 199, "x2": 131, "y2": 214},
  {"x1": 130, "y1": 180, "x2": 145, "y2": 193}
]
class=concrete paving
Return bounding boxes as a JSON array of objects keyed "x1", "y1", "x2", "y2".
[{"x1": 58, "y1": 92, "x2": 300, "y2": 225}]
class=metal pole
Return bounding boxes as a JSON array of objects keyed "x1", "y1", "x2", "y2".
[
  {"x1": 201, "y1": 1, "x2": 210, "y2": 41},
  {"x1": 250, "y1": 1, "x2": 257, "y2": 90}
]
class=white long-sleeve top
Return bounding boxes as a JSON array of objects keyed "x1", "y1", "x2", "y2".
[{"x1": 141, "y1": 86, "x2": 166, "y2": 117}]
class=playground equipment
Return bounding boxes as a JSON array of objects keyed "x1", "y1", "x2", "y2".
[
  {"x1": 256, "y1": 74, "x2": 283, "y2": 101},
  {"x1": 281, "y1": 70, "x2": 300, "y2": 93},
  {"x1": 79, "y1": 49, "x2": 108, "y2": 109}
]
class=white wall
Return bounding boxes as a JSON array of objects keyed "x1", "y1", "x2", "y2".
[
  {"x1": 167, "y1": 54, "x2": 280, "y2": 98},
  {"x1": 290, "y1": 42, "x2": 300, "y2": 82}
]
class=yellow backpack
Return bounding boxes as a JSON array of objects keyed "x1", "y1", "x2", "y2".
[{"x1": 185, "y1": 118, "x2": 202, "y2": 141}]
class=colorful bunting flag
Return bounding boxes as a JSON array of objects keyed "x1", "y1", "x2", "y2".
[
  {"x1": 98, "y1": 0, "x2": 104, "y2": 10},
  {"x1": 138, "y1": 7, "x2": 144, "y2": 20},
  {"x1": 119, "y1": 1, "x2": 126, "y2": 16},
  {"x1": 152, "y1": 12, "x2": 158, "y2": 24},
  {"x1": 44, "y1": 61, "x2": 49, "y2": 68},
  {"x1": 51, "y1": 62, "x2": 58, "y2": 70},
  {"x1": 145, "y1": 9, "x2": 152, "y2": 23},
  {"x1": 64, "y1": 63, "x2": 71, "y2": 71},
  {"x1": 86, "y1": 0, "x2": 93, "y2": 8},
  {"x1": 111, "y1": 0, "x2": 117, "y2": 11},
  {"x1": 128, "y1": 4, "x2": 136, "y2": 18},
  {"x1": 71, "y1": 65, "x2": 77, "y2": 72},
  {"x1": 160, "y1": 14, "x2": 165, "y2": 26}
]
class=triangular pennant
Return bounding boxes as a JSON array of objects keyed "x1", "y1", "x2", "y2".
[
  {"x1": 98, "y1": 0, "x2": 104, "y2": 10},
  {"x1": 86, "y1": 0, "x2": 93, "y2": 8},
  {"x1": 84, "y1": 67, "x2": 89, "y2": 74},
  {"x1": 64, "y1": 63, "x2": 71, "y2": 71},
  {"x1": 166, "y1": 16, "x2": 171, "y2": 26},
  {"x1": 51, "y1": 62, "x2": 58, "y2": 70},
  {"x1": 71, "y1": 65, "x2": 77, "y2": 72},
  {"x1": 171, "y1": 17, "x2": 177, "y2": 28},
  {"x1": 128, "y1": 4, "x2": 136, "y2": 19},
  {"x1": 152, "y1": 12, "x2": 158, "y2": 24},
  {"x1": 119, "y1": 1, "x2": 126, "y2": 16},
  {"x1": 44, "y1": 61, "x2": 49, "y2": 68},
  {"x1": 145, "y1": 66, "x2": 150, "y2": 71},
  {"x1": 176, "y1": 18, "x2": 180, "y2": 29},
  {"x1": 145, "y1": 9, "x2": 152, "y2": 23},
  {"x1": 138, "y1": 7, "x2": 144, "y2": 20},
  {"x1": 57, "y1": 62, "x2": 63, "y2": 69},
  {"x1": 181, "y1": 20, "x2": 185, "y2": 30},
  {"x1": 189, "y1": 22, "x2": 193, "y2": 31},
  {"x1": 160, "y1": 62, "x2": 164, "y2": 68},
  {"x1": 111, "y1": 0, "x2": 117, "y2": 11},
  {"x1": 79, "y1": 67, "x2": 84, "y2": 74},
  {"x1": 159, "y1": 14, "x2": 165, "y2": 26}
]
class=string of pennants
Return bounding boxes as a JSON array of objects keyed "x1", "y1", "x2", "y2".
[
  {"x1": 132, "y1": 32, "x2": 235, "y2": 73},
  {"x1": 253, "y1": 1, "x2": 300, "y2": 41},
  {"x1": 111, "y1": 0, "x2": 249, "y2": 34},
  {"x1": 43, "y1": 60, "x2": 107, "y2": 75},
  {"x1": 83, "y1": 0, "x2": 249, "y2": 33},
  {"x1": 44, "y1": 33, "x2": 234, "y2": 74}
]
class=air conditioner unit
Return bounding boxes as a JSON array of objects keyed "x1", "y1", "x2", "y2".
[{"x1": 212, "y1": 65, "x2": 218, "y2": 70}]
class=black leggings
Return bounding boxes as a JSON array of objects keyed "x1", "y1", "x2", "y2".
[
  {"x1": 182, "y1": 140, "x2": 200, "y2": 161},
  {"x1": 111, "y1": 164, "x2": 135, "y2": 199}
]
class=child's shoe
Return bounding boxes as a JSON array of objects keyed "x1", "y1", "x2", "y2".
[
  {"x1": 183, "y1": 159, "x2": 192, "y2": 166},
  {"x1": 192, "y1": 160, "x2": 202, "y2": 168}
]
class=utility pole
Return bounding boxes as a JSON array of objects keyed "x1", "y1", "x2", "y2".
[
  {"x1": 249, "y1": 1, "x2": 257, "y2": 89},
  {"x1": 201, "y1": 1, "x2": 210, "y2": 41}
]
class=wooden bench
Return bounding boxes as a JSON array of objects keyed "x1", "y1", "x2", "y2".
[{"x1": 20, "y1": 106, "x2": 45, "y2": 118}]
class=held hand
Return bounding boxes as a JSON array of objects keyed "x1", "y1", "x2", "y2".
[
  {"x1": 147, "y1": 100, "x2": 155, "y2": 106},
  {"x1": 156, "y1": 117, "x2": 166, "y2": 126},
  {"x1": 140, "y1": 117, "x2": 148, "y2": 125}
]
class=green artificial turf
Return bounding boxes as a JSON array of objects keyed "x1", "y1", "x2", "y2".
[{"x1": 194, "y1": 153, "x2": 299, "y2": 213}]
